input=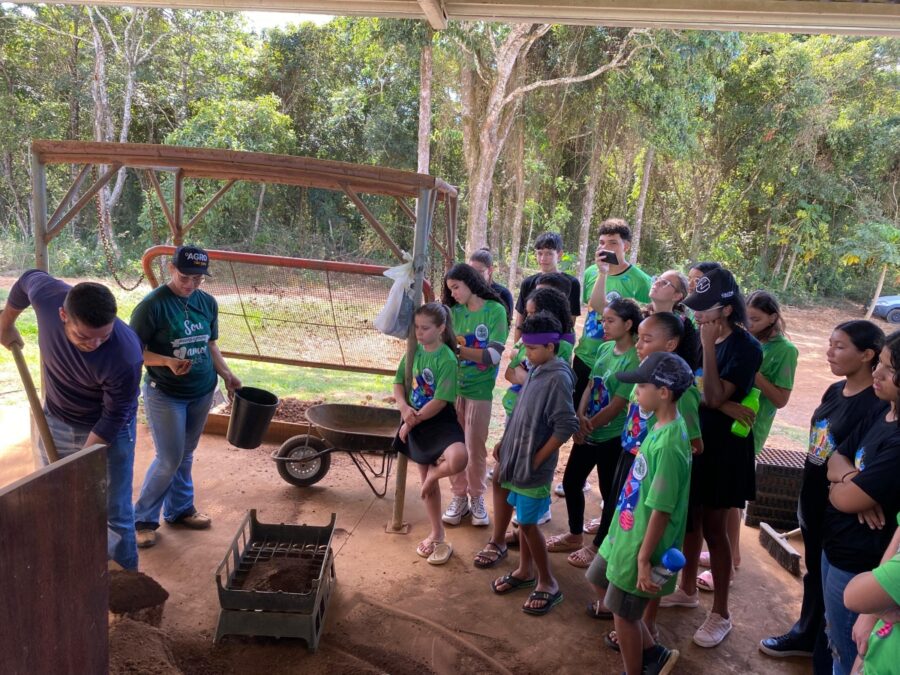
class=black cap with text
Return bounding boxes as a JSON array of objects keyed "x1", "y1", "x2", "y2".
[{"x1": 173, "y1": 246, "x2": 211, "y2": 276}]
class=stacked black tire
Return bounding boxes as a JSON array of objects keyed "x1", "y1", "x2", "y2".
[{"x1": 745, "y1": 447, "x2": 805, "y2": 531}]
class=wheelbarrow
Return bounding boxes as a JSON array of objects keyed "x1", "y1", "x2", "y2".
[{"x1": 271, "y1": 403, "x2": 401, "y2": 497}]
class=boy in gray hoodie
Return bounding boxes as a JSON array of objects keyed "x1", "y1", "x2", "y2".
[{"x1": 492, "y1": 312, "x2": 580, "y2": 615}]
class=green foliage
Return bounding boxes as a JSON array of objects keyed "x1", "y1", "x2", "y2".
[{"x1": 0, "y1": 11, "x2": 895, "y2": 305}]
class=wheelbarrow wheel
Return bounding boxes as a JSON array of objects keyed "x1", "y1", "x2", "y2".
[{"x1": 276, "y1": 435, "x2": 331, "y2": 487}]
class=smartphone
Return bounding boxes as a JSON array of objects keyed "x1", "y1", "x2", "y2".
[{"x1": 597, "y1": 250, "x2": 619, "y2": 265}]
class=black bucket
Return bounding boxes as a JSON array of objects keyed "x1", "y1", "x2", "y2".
[{"x1": 226, "y1": 387, "x2": 279, "y2": 449}]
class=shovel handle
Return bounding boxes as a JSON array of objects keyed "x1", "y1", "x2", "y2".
[{"x1": 10, "y1": 343, "x2": 60, "y2": 463}]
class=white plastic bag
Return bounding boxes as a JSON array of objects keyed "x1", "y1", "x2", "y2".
[{"x1": 374, "y1": 256, "x2": 415, "y2": 339}]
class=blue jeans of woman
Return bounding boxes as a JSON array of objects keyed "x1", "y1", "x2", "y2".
[
  {"x1": 134, "y1": 382, "x2": 214, "y2": 529},
  {"x1": 821, "y1": 552, "x2": 860, "y2": 675},
  {"x1": 38, "y1": 413, "x2": 138, "y2": 570}
]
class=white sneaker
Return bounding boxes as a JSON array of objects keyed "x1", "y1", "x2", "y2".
[
  {"x1": 512, "y1": 510, "x2": 551, "y2": 526},
  {"x1": 659, "y1": 586, "x2": 700, "y2": 608},
  {"x1": 693, "y1": 612, "x2": 733, "y2": 648},
  {"x1": 470, "y1": 495, "x2": 490, "y2": 526},
  {"x1": 442, "y1": 496, "x2": 470, "y2": 525},
  {"x1": 554, "y1": 481, "x2": 591, "y2": 497}
]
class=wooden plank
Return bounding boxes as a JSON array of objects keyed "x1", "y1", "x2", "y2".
[
  {"x1": 30, "y1": 141, "x2": 445, "y2": 194},
  {"x1": 184, "y1": 179, "x2": 236, "y2": 233},
  {"x1": 43, "y1": 164, "x2": 121, "y2": 242},
  {"x1": 46, "y1": 164, "x2": 91, "y2": 234},
  {"x1": 32, "y1": 0, "x2": 900, "y2": 36},
  {"x1": 343, "y1": 184, "x2": 406, "y2": 262},
  {"x1": 174, "y1": 169, "x2": 184, "y2": 245},
  {"x1": 418, "y1": 0, "x2": 448, "y2": 29},
  {"x1": 146, "y1": 169, "x2": 177, "y2": 235},
  {"x1": 0, "y1": 446, "x2": 108, "y2": 675}
]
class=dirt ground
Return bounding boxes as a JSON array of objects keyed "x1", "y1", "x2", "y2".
[{"x1": 0, "y1": 301, "x2": 884, "y2": 674}]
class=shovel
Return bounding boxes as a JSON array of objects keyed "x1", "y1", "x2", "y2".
[{"x1": 10, "y1": 342, "x2": 59, "y2": 463}]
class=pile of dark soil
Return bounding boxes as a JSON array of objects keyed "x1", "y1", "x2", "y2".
[
  {"x1": 240, "y1": 557, "x2": 318, "y2": 594},
  {"x1": 109, "y1": 570, "x2": 169, "y2": 614}
]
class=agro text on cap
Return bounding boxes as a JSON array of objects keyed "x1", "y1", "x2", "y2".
[{"x1": 174, "y1": 246, "x2": 211, "y2": 276}]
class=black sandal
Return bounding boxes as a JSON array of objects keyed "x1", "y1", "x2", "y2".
[{"x1": 473, "y1": 542, "x2": 508, "y2": 569}]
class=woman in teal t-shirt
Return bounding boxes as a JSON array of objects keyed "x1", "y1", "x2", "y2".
[
  {"x1": 130, "y1": 246, "x2": 242, "y2": 549},
  {"x1": 441, "y1": 263, "x2": 510, "y2": 529}
]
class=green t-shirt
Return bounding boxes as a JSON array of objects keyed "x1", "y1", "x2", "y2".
[
  {"x1": 393, "y1": 343, "x2": 458, "y2": 410},
  {"x1": 502, "y1": 340, "x2": 574, "y2": 416},
  {"x1": 866, "y1": 517, "x2": 900, "y2": 675},
  {"x1": 600, "y1": 416, "x2": 692, "y2": 597},
  {"x1": 451, "y1": 300, "x2": 509, "y2": 401},
  {"x1": 752, "y1": 334, "x2": 799, "y2": 455},
  {"x1": 574, "y1": 264, "x2": 652, "y2": 367},
  {"x1": 501, "y1": 481, "x2": 552, "y2": 498},
  {"x1": 585, "y1": 341, "x2": 640, "y2": 442},
  {"x1": 129, "y1": 285, "x2": 219, "y2": 399},
  {"x1": 620, "y1": 385, "x2": 701, "y2": 456}
]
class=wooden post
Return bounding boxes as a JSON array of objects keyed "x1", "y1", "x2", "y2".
[
  {"x1": 30, "y1": 148, "x2": 49, "y2": 460},
  {"x1": 173, "y1": 169, "x2": 184, "y2": 246},
  {"x1": 31, "y1": 149, "x2": 49, "y2": 272},
  {"x1": 388, "y1": 186, "x2": 433, "y2": 533}
]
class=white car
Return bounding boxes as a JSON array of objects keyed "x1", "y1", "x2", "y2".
[{"x1": 873, "y1": 295, "x2": 900, "y2": 324}]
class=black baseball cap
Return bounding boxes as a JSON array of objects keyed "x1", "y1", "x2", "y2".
[
  {"x1": 618, "y1": 352, "x2": 693, "y2": 395},
  {"x1": 173, "y1": 245, "x2": 211, "y2": 276},
  {"x1": 683, "y1": 267, "x2": 737, "y2": 312}
]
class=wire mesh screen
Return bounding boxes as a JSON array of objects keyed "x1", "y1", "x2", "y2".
[{"x1": 142, "y1": 248, "x2": 433, "y2": 375}]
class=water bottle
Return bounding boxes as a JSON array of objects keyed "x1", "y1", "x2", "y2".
[
  {"x1": 731, "y1": 387, "x2": 761, "y2": 438},
  {"x1": 650, "y1": 548, "x2": 687, "y2": 587}
]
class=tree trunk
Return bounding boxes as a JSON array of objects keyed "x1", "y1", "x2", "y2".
[
  {"x1": 865, "y1": 264, "x2": 888, "y2": 320},
  {"x1": 249, "y1": 183, "x2": 266, "y2": 242},
  {"x1": 507, "y1": 124, "x2": 526, "y2": 291},
  {"x1": 630, "y1": 146, "x2": 654, "y2": 264},
  {"x1": 576, "y1": 126, "x2": 605, "y2": 281},
  {"x1": 781, "y1": 247, "x2": 799, "y2": 292},
  {"x1": 89, "y1": 15, "x2": 117, "y2": 249},
  {"x1": 2, "y1": 153, "x2": 30, "y2": 238},
  {"x1": 417, "y1": 27, "x2": 433, "y2": 175},
  {"x1": 773, "y1": 243, "x2": 787, "y2": 277}
]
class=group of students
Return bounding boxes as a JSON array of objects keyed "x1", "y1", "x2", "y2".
[
  {"x1": 0, "y1": 246, "x2": 240, "y2": 569},
  {"x1": 390, "y1": 221, "x2": 900, "y2": 675}
]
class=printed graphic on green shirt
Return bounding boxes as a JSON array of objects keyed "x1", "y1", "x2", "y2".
[
  {"x1": 451, "y1": 301, "x2": 509, "y2": 401},
  {"x1": 394, "y1": 344, "x2": 458, "y2": 410}
]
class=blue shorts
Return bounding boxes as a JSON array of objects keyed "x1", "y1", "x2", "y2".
[{"x1": 507, "y1": 490, "x2": 551, "y2": 526}]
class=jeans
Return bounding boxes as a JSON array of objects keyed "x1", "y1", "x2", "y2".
[
  {"x1": 821, "y1": 552, "x2": 859, "y2": 675},
  {"x1": 134, "y1": 383, "x2": 214, "y2": 528},
  {"x1": 38, "y1": 413, "x2": 138, "y2": 570}
]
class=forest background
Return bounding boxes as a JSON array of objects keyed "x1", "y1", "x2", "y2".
[{"x1": 0, "y1": 6, "x2": 898, "y2": 304}]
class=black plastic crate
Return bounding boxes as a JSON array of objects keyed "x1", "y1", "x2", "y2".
[{"x1": 214, "y1": 510, "x2": 337, "y2": 650}]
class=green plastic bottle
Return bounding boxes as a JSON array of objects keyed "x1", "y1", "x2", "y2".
[{"x1": 731, "y1": 387, "x2": 761, "y2": 438}]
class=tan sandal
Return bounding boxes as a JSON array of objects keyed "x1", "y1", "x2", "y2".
[
  {"x1": 546, "y1": 533, "x2": 582, "y2": 553},
  {"x1": 567, "y1": 546, "x2": 596, "y2": 568}
]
